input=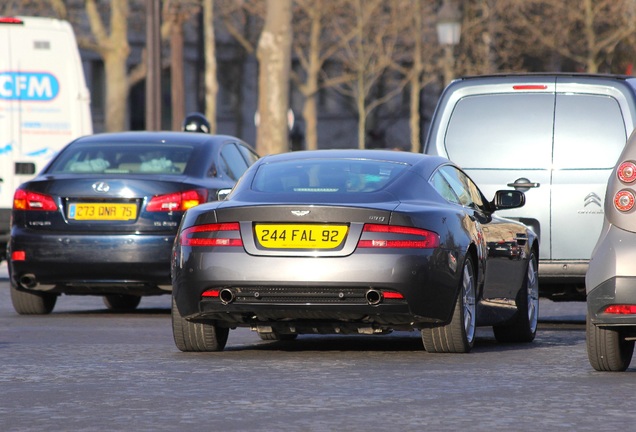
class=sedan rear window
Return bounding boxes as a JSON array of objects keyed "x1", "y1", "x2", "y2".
[
  {"x1": 47, "y1": 143, "x2": 195, "y2": 175},
  {"x1": 252, "y1": 158, "x2": 408, "y2": 193}
]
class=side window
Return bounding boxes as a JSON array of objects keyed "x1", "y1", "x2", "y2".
[
  {"x1": 220, "y1": 143, "x2": 249, "y2": 181},
  {"x1": 238, "y1": 144, "x2": 259, "y2": 166},
  {"x1": 434, "y1": 165, "x2": 485, "y2": 210},
  {"x1": 430, "y1": 170, "x2": 460, "y2": 204}
]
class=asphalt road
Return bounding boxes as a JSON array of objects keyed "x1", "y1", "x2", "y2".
[{"x1": 2, "y1": 261, "x2": 635, "y2": 432}]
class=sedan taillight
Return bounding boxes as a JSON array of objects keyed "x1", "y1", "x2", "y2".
[
  {"x1": 13, "y1": 189, "x2": 57, "y2": 211},
  {"x1": 604, "y1": 305, "x2": 636, "y2": 314},
  {"x1": 357, "y1": 224, "x2": 439, "y2": 249},
  {"x1": 180, "y1": 223, "x2": 243, "y2": 247},
  {"x1": 147, "y1": 189, "x2": 208, "y2": 212}
]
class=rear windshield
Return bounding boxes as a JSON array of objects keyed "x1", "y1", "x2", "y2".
[
  {"x1": 252, "y1": 159, "x2": 408, "y2": 193},
  {"x1": 445, "y1": 92, "x2": 626, "y2": 170},
  {"x1": 47, "y1": 143, "x2": 195, "y2": 175}
]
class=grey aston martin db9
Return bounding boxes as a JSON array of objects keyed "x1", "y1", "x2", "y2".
[{"x1": 171, "y1": 150, "x2": 539, "y2": 353}]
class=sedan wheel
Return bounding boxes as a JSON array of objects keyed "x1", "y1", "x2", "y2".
[
  {"x1": 171, "y1": 297, "x2": 229, "y2": 352},
  {"x1": 493, "y1": 251, "x2": 539, "y2": 343},
  {"x1": 103, "y1": 294, "x2": 141, "y2": 312},
  {"x1": 10, "y1": 284, "x2": 57, "y2": 315},
  {"x1": 586, "y1": 314, "x2": 634, "y2": 372},
  {"x1": 421, "y1": 255, "x2": 476, "y2": 353}
]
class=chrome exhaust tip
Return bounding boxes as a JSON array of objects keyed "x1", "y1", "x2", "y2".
[
  {"x1": 365, "y1": 289, "x2": 382, "y2": 305},
  {"x1": 219, "y1": 288, "x2": 235, "y2": 304}
]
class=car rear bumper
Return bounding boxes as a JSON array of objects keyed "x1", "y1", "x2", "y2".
[
  {"x1": 587, "y1": 276, "x2": 636, "y2": 327},
  {"x1": 0, "y1": 208, "x2": 9, "y2": 261},
  {"x1": 172, "y1": 248, "x2": 461, "y2": 328},
  {"x1": 9, "y1": 229, "x2": 174, "y2": 294}
]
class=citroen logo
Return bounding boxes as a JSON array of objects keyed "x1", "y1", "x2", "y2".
[
  {"x1": 584, "y1": 192, "x2": 602, "y2": 207},
  {"x1": 92, "y1": 182, "x2": 110, "y2": 193},
  {"x1": 291, "y1": 210, "x2": 310, "y2": 216}
]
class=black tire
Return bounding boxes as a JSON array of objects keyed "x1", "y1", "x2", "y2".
[
  {"x1": 493, "y1": 251, "x2": 539, "y2": 343},
  {"x1": 103, "y1": 294, "x2": 141, "y2": 312},
  {"x1": 258, "y1": 331, "x2": 298, "y2": 341},
  {"x1": 171, "y1": 297, "x2": 229, "y2": 352},
  {"x1": 421, "y1": 255, "x2": 476, "y2": 353},
  {"x1": 586, "y1": 314, "x2": 634, "y2": 372},
  {"x1": 10, "y1": 284, "x2": 57, "y2": 315}
]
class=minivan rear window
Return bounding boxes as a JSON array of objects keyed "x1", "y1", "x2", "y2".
[
  {"x1": 445, "y1": 94, "x2": 554, "y2": 169},
  {"x1": 553, "y1": 94, "x2": 626, "y2": 169}
]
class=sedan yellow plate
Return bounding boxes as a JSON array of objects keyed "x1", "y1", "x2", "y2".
[
  {"x1": 254, "y1": 224, "x2": 348, "y2": 249},
  {"x1": 68, "y1": 203, "x2": 137, "y2": 221}
]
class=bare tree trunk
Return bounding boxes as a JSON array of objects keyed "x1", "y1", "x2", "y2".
[
  {"x1": 170, "y1": 12, "x2": 185, "y2": 131},
  {"x1": 355, "y1": 0, "x2": 365, "y2": 149},
  {"x1": 104, "y1": 48, "x2": 130, "y2": 132},
  {"x1": 410, "y1": 0, "x2": 423, "y2": 153},
  {"x1": 303, "y1": 5, "x2": 322, "y2": 151},
  {"x1": 87, "y1": 0, "x2": 130, "y2": 132},
  {"x1": 203, "y1": 0, "x2": 218, "y2": 133},
  {"x1": 583, "y1": 0, "x2": 598, "y2": 73},
  {"x1": 256, "y1": 0, "x2": 292, "y2": 155}
]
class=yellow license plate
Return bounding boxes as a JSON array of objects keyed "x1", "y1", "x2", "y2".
[
  {"x1": 68, "y1": 203, "x2": 137, "y2": 221},
  {"x1": 255, "y1": 224, "x2": 349, "y2": 249}
]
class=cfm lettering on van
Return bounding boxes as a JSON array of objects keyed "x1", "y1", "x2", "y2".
[{"x1": 0, "y1": 72, "x2": 60, "y2": 101}]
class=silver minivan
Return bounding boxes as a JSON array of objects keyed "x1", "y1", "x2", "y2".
[{"x1": 424, "y1": 74, "x2": 636, "y2": 300}]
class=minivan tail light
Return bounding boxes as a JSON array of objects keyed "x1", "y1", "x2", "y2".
[
  {"x1": 180, "y1": 223, "x2": 243, "y2": 247},
  {"x1": 617, "y1": 161, "x2": 636, "y2": 183},
  {"x1": 0, "y1": 17, "x2": 24, "y2": 25},
  {"x1": 614, "y1": 190, "x2": 635, "y2": 212},
  {"x1": 147, "y1": 189, "x2": 207, "y2": 212},
  {"x1": 512, "y1": 85, "x2": 548, "y2": 90},
  {"x1": 13, "y1": 189, "x2": 58, "y2": 211},
  {"x1": 357, "y1": 224, "x2": 439, "y2": 249}
]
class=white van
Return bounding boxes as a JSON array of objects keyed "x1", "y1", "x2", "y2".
[
  {"x1": 0, "y1": 16, "x2": 92, "y2": 261},
  {"x1": 424, "y1": 74, "x2": 636, "y2": 300}
]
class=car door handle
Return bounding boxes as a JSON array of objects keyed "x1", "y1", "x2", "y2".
[{"x1": 507, "y1": 178, "x2": 540, "y2": 189}]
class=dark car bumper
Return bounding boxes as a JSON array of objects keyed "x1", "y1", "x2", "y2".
[
  {"x1": 172, "y1": 247, "x2": 461, "y2": 330},
  {"x1": 9, "y1": 228, "x2": 175, "y2": 295},
  {"x1": 587, "y1": 276, "x2": 636, "y2": 327},
  {"x1": 0, "y1": 208, "x2": 10, "y2": 261}
]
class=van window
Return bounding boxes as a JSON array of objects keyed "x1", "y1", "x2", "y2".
[
  {"x1": 553, "y1": 94, "x2": 626, "y2": 169},
  {"x1": 445, "y1": 94, "x2": 554, "y2": 169}
]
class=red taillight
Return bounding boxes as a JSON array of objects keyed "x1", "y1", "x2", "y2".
[
  {"x1": 11, "y1": 251, "x2": 26, "y2": 261},
  {"x1": 13, "y1": 189, "x2": 57, "y2": 211},
  {"x1": 180, "y1": 223, "x2": 243, "y2": 247},
  {"x1": 147, "y1": 189, "x2": 207, "y2": 212},
  {"x1": 604, "y1": 305, "x2": 636, "y2": 314},
  {"x1": 618, "y1": 161, "x2": 636, "y2": 183},
  {"x1": 202, "y1": 289, "x2": 220, "y2": 298},
  {"x1": 512, "y1": 85, "x2": 548, "y2": 90},
  {"x1": 382, "y1": 291, "x2": 404, "y2": 300},
  {"x1": 614, "y1": 190, "x2": 635, "y2": 212},
  {"x1": 357, "y1": 224, "x2": 440, "y2": 249},
  {"x1": 0, "y1": 17, "x2": 23, "y2": 24}
]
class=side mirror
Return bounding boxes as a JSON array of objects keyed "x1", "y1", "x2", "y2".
[
  {"x1": 491, "y1": 190, "x2": 525, "y2": 211},
  {"x1": 216, "y1": 188, "x2": 233, "y2": 201}
]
